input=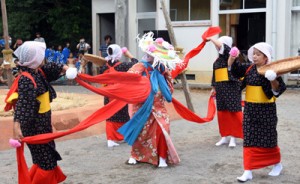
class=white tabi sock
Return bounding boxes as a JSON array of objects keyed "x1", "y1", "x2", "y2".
[
  {"x1": 128, "y1": 157, "x2": 137, "y2": 165},
  {"x1": 158, "y1": 157, "x2": 168, "y2": 168},
  {"x1": 268, "y1": 163, "x2": 283, "y2": 176},
  {"x1": 107, "y1": 140, "x2": 120, "y2": 148},
  {"x1": 229, "y1": 137, "x2": 236, "y2": 147},
  {"x1": 237, "y1": 170, "x2": 253, "y2": 182},
  {"x1": 215, "y1": 137, "x2": 229, "y2": 146}
]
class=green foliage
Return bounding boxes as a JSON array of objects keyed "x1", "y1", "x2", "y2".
[{"x1": 0, "y1": 0, "x2": 92, "y2": 51}]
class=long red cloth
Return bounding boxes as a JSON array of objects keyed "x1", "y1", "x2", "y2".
[{"x1": 171, "y1": 26, "x2": 222, "y2": 78}]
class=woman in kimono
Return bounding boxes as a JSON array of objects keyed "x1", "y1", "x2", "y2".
[
  {"x1": 85, "y1": 44, "x2": 138, "y2": 147},
  {"x1": 208, "y1": 36, "x2": 243, "y2": 147},
  {"x1": 12, "y1": 41, "x2": 68, "y2": 183},
  {"x1": 118, "y1": 33, "x2": 181, "y2": 167},
  {"x1": 228, "y1": 42, "x2": 286, "y2": 182}
]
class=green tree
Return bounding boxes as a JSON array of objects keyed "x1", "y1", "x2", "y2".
[{"x1": 0, "y1": 0, "x2": 92, "y2": 52}]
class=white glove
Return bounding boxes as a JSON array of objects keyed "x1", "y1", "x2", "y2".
[
  {"x1": 66, "y1": 67, "x2": 78, "y2": 79},
  {"x1": 265, "y1": 70, "x2": 277, "y2": 81}
]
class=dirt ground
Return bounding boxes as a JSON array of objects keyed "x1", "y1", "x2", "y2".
[{"x1": 0, "y1": 87, "x2": 300, "y2": 184}]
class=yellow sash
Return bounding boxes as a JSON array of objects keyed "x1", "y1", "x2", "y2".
[
  {"x1": 6, "y1": 92, "x2": 19, "y2": 103},
  {"x1": 6, "y1": 91, "x2": 51, "y2": 113},
  {"x1": 215, "y1": 68, "x2": 229, "y2": 82},
  {"x1": 245, "y1": 85, "x2": 275, "y2": 103},
  {"x1": 37, "y1": 91, "x2": 51, "y2": 113}
]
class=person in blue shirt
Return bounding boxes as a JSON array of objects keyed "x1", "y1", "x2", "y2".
[
  {"x1": 99, "y1": 35, "x2": 112, "y2": 58},
  {"x1": 62, "y1": 42, "x2": 70, "y2": 64}
]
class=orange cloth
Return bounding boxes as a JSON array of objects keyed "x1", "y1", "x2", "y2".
[
  {"x1": 244, "y1": 146, "x2": 281, "y2": 170},
  {"x1": 106, "y1": 121, "x2": 124, "y2": 141},
  {"x1": 217, "y1": 111, "x2": 243, "y2": 138}
]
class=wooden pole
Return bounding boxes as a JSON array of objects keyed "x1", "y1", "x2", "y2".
[
  {"x1": 1, "y1": 0, "x2": 9, "y2": 50},
  {"x1": 160, "y1": 0, "x2": 177, "y2": 47},
  {"x1": 1, "y1": 0, "x2": 14, "y2": 88},
  {"x1": 160, "y1": 0, "x2": 194, "y2": 112}
]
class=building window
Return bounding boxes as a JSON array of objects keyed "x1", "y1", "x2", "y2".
[
  {"x1": 220, "y1": 0, "x2": 266, "y2": 10},
  {"x1": 137, "y1": 0, "x2": 156, "y2": 13},
  {"x1": 170, "y1": 0, "x2": 210, "y2": 21},
  {"x1": 294, "y1": 0, "x2": 300, "y2": 6}
]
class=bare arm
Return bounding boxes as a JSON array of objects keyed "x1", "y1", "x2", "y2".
[
  {"x1": 270, "y1": 79, "x2": 280, "y2": 91},
  {"x1": 123, "y1": 50, "x2": 134, "y2": 59},
  {"x1": 206, "y1": 37, "x2": 222, "y2": 50}
]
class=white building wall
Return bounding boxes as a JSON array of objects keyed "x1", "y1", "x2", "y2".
[
  {"x1": 92, "y1": 0, "x2": 294, "y2": 84},
  {"x1": 156, "y1": 0, "x2": 218, "y2": 84},
  {"x1": 128, "y1": 0, "x2": 138, "y2": 57},
  {"x1": 92, "y1": 0, "x2": 115, "y2": 55}
]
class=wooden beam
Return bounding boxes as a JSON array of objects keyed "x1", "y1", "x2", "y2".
[
  {"x1": 115, "y1": 0, "x2": 128, "y2": 47},
  {"x1": 1, "y1": 0, "x2": 9, "y2": 49},
  {"x1": 160, "y1": 0, "x2": 194, "y2": 112},
  {"x1": 1, "y1": 0, "x2": 14, "y2": 88}
]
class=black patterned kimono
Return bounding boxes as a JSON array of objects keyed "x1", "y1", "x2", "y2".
[
  {"x1": 211, "y1": 44, "x2": 243, "y2": 138},
  {"x1": 14, "y1": 63, "x2": 64, "y2": 170},
  {"x1": 231, "y1": 61, "x2": 286, "y2": 170}
]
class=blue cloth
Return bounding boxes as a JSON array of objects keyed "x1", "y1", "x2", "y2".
[
  {"x1": 118, "y1": 61, "x2": 172, "y2": 145},
  {"x1": 62, "y1": 48, "x2": 70, "y2": 64},
  {"x1": 45, "y1": 49, "x2": 56, "y2": 62},
  {"x1": 0, "y1": 39, "x2": 5, "y2": 47},
  {"x1": 54, "y1": 51, "x2": 65, "y2": 64}
]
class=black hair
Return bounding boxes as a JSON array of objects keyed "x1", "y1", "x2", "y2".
[{"x1": 104, "y1": 35, "x2": 112, "y2": 41}]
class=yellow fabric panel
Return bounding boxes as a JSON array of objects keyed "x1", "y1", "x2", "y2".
[
  {"x1": 6, "y1": 92, "x2": 18, "y2": 103},
  {"x1": 245, "y1": 85, "x2": 275, "y2": 103},
  {"x1": 36, "y1": 91, "x2": 51, "y2": 113},
  {"x1": 215, "y1": 68, "x2": 229, "y2": 82}
]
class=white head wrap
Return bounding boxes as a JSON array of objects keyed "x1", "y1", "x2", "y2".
[
  {"x1": 247, "y1": 42, "x2": 272, "y2": 64},
  {"x1": 218, "y1": 36, "x2": 233, "y2": 48},
  {"x1": 105, "y1": 44, "x2": 122, "y2": 63},
  {"x1": 14, "y1": 41, "x2": 46, "y2": 69}
]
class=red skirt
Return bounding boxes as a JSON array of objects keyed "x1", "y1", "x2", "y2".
[
  {"x1": 106, "y1": 121, "x2": 125, "y2": 141},
  {"x1": 217, "y1": 110, "x2": 243, "y2": 138},
  {"x1": 28, "y1": 164, "x2": 66, "y2": 184},
  {"x1": 243, "y1": 146, "x2": 281, "y2": 170}
]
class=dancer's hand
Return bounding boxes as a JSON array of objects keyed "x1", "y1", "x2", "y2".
[
  {"x1": 9, "y1": 138, "x2": 21, "y2": 148},
  {"x1": 229, "y1": 47, "x2": 239, "y2": 58},
  {"x1": 66, "y1": 67, "x2": 78, "y2": 79},
  {"x1": 13, "y1": 122, "x2": 23, "y2": 142},
  {"x1": 210, "y1": 87, "x2": 216, "y2": 97},
  {"x1": 265, "y1": 70, "x2": 277, "y2": 81}
]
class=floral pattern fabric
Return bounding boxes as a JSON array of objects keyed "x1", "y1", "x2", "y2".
[{"x1": 128, "y1": 62, "x2": 179, "y2": 165}]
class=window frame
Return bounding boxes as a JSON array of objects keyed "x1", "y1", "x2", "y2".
[{"x1": 170, "y1": 0, "x2": 212, "y2": 27}]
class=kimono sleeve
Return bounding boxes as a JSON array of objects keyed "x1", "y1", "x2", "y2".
[{"x1": 41, "y1": 62, "x2": 64, "y2": 82}]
